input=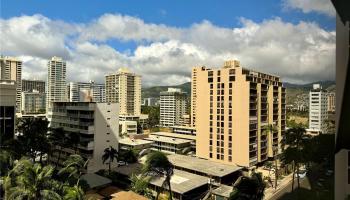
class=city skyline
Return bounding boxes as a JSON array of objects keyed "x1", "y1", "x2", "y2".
[{"x1": 1, "y1": 0, "x2": 336, "y2": 87}]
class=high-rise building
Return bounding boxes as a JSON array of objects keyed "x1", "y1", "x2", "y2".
[
  {"x1": 46, "y1": 56, "x2": 67, "y2": 112},
  {"x1": 160, "y1": 88, "x2": 187, "y2": 127},
  {"x1": 142, "y1": 97, "x2": 158, "y2": 106},
  {"x1": 192, "y1": 60, "x2": 286, "y2": 167},
  {"x1": 0, "y1": 56, "x2": 22, "y2": 112},
  {"x1": 0, "y1": 80, "x2": 16, "y2": 145},
  {"x1": 22, "y1": 79, "x2": 45, "y2": 93},
  {"x1": 309, "y1": 84, "x2": 328, "y2": 134},
  {"x1": 105, "y1": 67, "x2": 141, "y2": 116},
  {"x1": 48, "y1": 102, "x2": 119, "y2": 173},
  {"x1": 327, "y1": 92, "x2": 336, "y2": 112},
  {"x1": 21, "y1": 90, "x2": 46, "y2": 114},
  {"x1": 67, "y1": 81, "x2": 105, "y2": 103}
]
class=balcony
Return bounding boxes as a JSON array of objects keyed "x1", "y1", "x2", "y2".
[{"x1": 249, "y1": 116, "x2": 258, "y2": 121}]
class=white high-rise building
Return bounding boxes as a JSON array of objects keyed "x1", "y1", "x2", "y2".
[
  {"x1": 0, "y1": 56, "x2": 22, "y2": 112},
  {"x1": 309, "y1": 84, "x2": 328, "y2": 133},
  {"x1": 46, "y1": 56, "x2": 67, "y2": 112},
  {"x1": 67, "y1": 81, "x2": 105, "y2": 102},
  {"x1": 160, "y1": 88, "x2": 187, "y2": 127},
  {"x1": 105, "y1": 67, "x2": 141, "y2": 116}
]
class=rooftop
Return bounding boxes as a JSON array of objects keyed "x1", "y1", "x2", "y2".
[
  {"x1": 150, "y1": 132, "x2": 195, "y2": 140},
  {"x1": 171, "y1": 126, "x2": 196, "y2": 130},
  {"x1": 148, "y1": 169, "x2": 208, "y2": 194},
  {"x1": 212, "y1": 184, "x2": 234, "y2": 198},
  {"x1": 167, "y1": 154, "x2": 242, "y2": 178},
  {"x1": 144, "y1": 135, "x2": 192, "y2": 145},
  {"x1": 111, "y1": 191, "x2": 149, "y2": 200},
  {"x1": 81, "y1": 173, "x2": 112, "y2": 189},
  {"x1": 119, "y1": 138, "x2": 154, "y2": 146}
]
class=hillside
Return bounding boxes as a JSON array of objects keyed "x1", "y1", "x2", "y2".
[{"x1": 142, "y1": 81, "x2": 335, "y2": 102}]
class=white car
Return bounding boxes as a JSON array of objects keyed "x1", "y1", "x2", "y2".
[{"x1": 295, "y1": 170, "x2": 307, "y2": 178}]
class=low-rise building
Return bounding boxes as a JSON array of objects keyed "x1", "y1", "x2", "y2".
[
  {"x1": 48, "y1": 102, "x2": 119, "y2": 173},
  {"x1": 143, "y1": 134, "x2": 192, "y2": 154},
  {"x1": 118, "y1": 137, "x2": 153, "y2": 151},
  {"x1": 21, "y1": 90, "x2": 46, "y2": 114},
  {"x1": 150, "y1": 132, "x2": 196, "y2": 153},
  {"x1": 171, "y1": 126, "x2": 196, "y2": 136},
  {"x1": 119, "y1": 120, "x2": 137, "y2": 135}
]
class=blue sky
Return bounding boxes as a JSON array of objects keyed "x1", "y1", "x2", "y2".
[{"x1": 0, "y1": 0, "x2": 336, "y2": 85}]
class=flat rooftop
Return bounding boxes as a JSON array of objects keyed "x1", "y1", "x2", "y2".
[
  {"x1": 144, "y1": 135, "x2": 192, "y2": 145},
  {"x1": 149, "y1": 169, "x2": 208, "y2": 194},
  {"x1": 212, "y1": 184, "x2": 234, "y2": 198},
  {"x1": 119, "y1": 138, "x2": 153, "y2": 146},
  {"x1": 171, "y1": 126, "x2": 196, "y2": 130},
  {"x1": 167, "y1": 154, "x2": 242, "y2": 178},
  {"x1": 150, "y1": 132, "x2": 196, "y2": 140}
]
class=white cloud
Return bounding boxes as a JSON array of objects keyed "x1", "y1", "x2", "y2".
[
  {"x1": 283, "y1": 0, "x2": 335, "y2": 17},
  {"x1": 0, "y1": 14, "x2": 335, "y2": 87}
]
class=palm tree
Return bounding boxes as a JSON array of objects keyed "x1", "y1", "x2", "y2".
[
  {"x1": 262, "y1": 124, "x2": 279, "y2": 189},
  {"x1": 130, "y1": 174, "x2": 153, "y2": 198},
  {"x1": 4, "y1": 158, "x2": 62, "y2": 200},
  {"x1": 62, "y1": 185, "x2": 84, "y2": 200},
  {"x1": 142, "y1": 151, "x2": 174, "y2": 200},
  {"x1": 59, "y1": 154, "x2": 89, "y2": 186},
  {"x1": 102, "y1": 146, "x2": 118, "y2": 175},
  {"x1": 229, "y1": 171, "x2": 266, "y2": 200},
  {"x1": 49, "y1": 127, "x2": 66, "y2": 168}
]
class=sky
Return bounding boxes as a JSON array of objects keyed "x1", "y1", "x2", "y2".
[{"x1": 0, "y1": 0, "x2": 336, "y2": 86}]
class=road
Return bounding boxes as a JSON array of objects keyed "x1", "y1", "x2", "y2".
[{"x1": 266, "y1": 176, "x2": 311, "y2": 200}]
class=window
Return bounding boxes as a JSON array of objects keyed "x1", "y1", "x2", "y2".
[
  {"x1": 229, "y1": 143, "x2": 232, "y2": 148},
  {"x1": 107, "y1": 118, "x2": 111, "y2": 120},
  {"x1": 107, "y1": 110, "x2": 111, "y2": 112},
  {"x1": 229, "y1": 156, "x2": 232, "y2": 162},
  {"x1": 106, "y1": 140, "x2": 110, "y2": 142},
  {"x1": 106, "y1": 132, "x2": 110, "y2": 135},
  {"x1": 210, "y1": 153, "x2": 213, "y2": 158},
  {"x1": 229, "y1": 83, "x2": 232, "y2": 88},
  {"x1": 107, "y1": 125, "x2": 110, "y2": 127},
  {"x1": 210, "y1": 84, "x2": 213, "y2": 89},
  {"x1": 229, "y1": 96, "x2": 232, "y2": 101},
  {"x1": 229, "y1": 76, "x2": 235, "y2": 81},
  {"x1": 217, "y1": 77, "x2": 221, "y2": 82},
  {"x1": 210, "y1": 140, "x2": 213, "y2": 145},
  {"x1": 229, "y1": 136, "x2": 232, "y2": 141},
  {"x1": 217, "y1": 141, "x2": 220, "y2": 146}
]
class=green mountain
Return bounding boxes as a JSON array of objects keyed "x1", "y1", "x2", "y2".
[{"x1": 142, "y1": 82, "x2": 191, "y2": 99}]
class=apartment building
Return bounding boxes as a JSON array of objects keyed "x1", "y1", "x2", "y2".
[
  {"x1": 160, "y1": 88, "x2": 187, "y2": 127},
  {"x1": 46, "y1": 56, "x2": 67, "y2": 112},
  {"x1": 143, "y1": 134, "x2": 192, "y2": 154},
  {"x1": 67, "y1": 81, "x2": 105, "y2": 103},
  {"x1": 192, "y1": 60, "x2": 286, "y2": 167},
  {"x1": 327, "y1": 92, "x2": 336, "y2": 112},
  {"x1": 105, "y1": 67, "x2": 141, "y2": 116},
  {"x1": 22, "y1": 79, "x2": 45, "y2": 93},
  {"x1": 119, "y1": 120, "x2": 138, "y2": 135},
  {"x1": 21, "y1": 90, "x2": 46, "y2": 114},
  {"x1": 142, "y1": 97, "x2": 158, "y2": 106},
  {"x1": 0, "y1": 56, "x2": 22, "y2": 112},
  {"x1": 48, "y1": 102, "x2": 119, "y2": 173},
  {"x1": 308, "y1": 84, "x2": 328, "y2": 134},
  {"x1": 0, "y1": 80, "x2": 16, "y2": 144}
]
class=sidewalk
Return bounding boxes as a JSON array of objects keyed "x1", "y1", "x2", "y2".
[{"x1": 264, "y1": 173, "x2": 294, "y2": 200}]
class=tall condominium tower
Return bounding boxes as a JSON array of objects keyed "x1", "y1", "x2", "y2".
[
  {"x1": 0, "y1": 80, "x2": 16, "y2": 144},
  {"x1": 327, "y1": 92, "x2": 336, "y2": 112},
  {"x1": 0, "y1": 56, "x2": 22, "y2": 112},
  {"x1": 67, "y1": 81, "x2": 105, "y2": 102},
  {"x1": 160, "y1": 88, "x2": 187, "y2": 127},
  {"x1": 105, "y1": 67, "x2": 141, "y2": 116},
  {"x1": 46, "y1": 56, "x2": 67, "y2": 112},
  {"x1": 309, "y1": 84, "x2": 328, "y2": 134},
  {"x1": 192, "y1": 60, "x2": 286, "y2": 167}
]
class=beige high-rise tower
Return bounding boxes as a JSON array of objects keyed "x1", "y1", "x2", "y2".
[
  {"x1": 105, "y1": 68, "x2": 141, "y2": 116},
  {"x1": 0, "y1": 56, "x2": 22, "y2": 112},
  {"x1": 192, "y1": 60, "x2": 286, "y2": 167}
]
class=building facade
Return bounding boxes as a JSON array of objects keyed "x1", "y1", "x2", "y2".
[
  {"x1": 48, "y1": 102, "x2": 119, "y2": 173},
  {"x1": 309, "y1": 84, "x2": 328, "y2": 133},
  {"x1": 21, "y1": 90, "x2": 46, "y2": 114},
  {"x1": 105, "y1": 67, "x2": 141, "y2": 116},
  {"x1": 22, "y1": 79, "x2": 45, "y2": 93},
  {"x1": 327, "y1": 92, "x2": 336, "y2": 112},
  {"x1": 160, "y1": 88, "x2": 187, "y2": 127},
  {"x1": 142, "y1": 97, "x2": 158, "y2": 106},
  {"x1": 46, "y1": 56, "x2": 67, "y2": 112},
  {"x1": 67, "y1": 81, "x2": 105, "y2": 103},
  {"x1": 0, "y1": 80, "x2": 16, "y2": 145},
  {"x1": 192, "y1": 60, "x2": 286, "y2": 167},
  {"x1": 0, "y1": 56, "x2": 22, "y2": 112}
]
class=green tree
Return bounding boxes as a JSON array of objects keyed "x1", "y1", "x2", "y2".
[
  {"x1": 142, "y1": 151, "x2": 174, "y2": 200},
  {"x1": 59, "y1": 154, "x2": 88, "y2": 186},
  {"x1": 262, "y1": 124, "x2": 279, "y2": 189},
  {"x1": 48, "y1": 127, "x2": 66, "y2": 168},
  {"x1": 62, "y1": 185, "x2": 84, "y2": 200},
  {"x1": 67, "y1": 132, "x2": 80, "y2": 154},
  {"x1": 141, "y1": 106, "x2": 160, "y2": 129},
  {"x1": 102, "y1": 146, "x2": 118, "y2": 175},
  {"x1": 229, "y1": 171, "x2": 266, "y2": 200},
  {"x1": 0, "y1": 150, "x2": 14, "y2": 176},
  {"x1": 4, "y1": 158, "x2": 62, "y2": 200},
  {"x1": 119, "y1": 149, "x2": 138, "y2": 164},
  {"x1": 130, "y1": 174, "x2": 153, "y2": 198}
]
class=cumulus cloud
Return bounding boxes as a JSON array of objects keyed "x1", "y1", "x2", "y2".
[
  {"x1": 283, "y1": 0, "x2": 336, "y2": 17},
  {"x1": 0, "y1": 13, "x2": 335, "y2": 87}
]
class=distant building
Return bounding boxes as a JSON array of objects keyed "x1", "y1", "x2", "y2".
[
  {"x1": 0, "y1": 80, "x2": 16, "y2": 144},
  {"x1": 160, "y1": 88, "x2": 187, "y2": 127},
  {"x1": 192, "y1": 60, "x2": 286, "y2": 167},
  {"x1": 118, "y1": 137, "x2": 153, "y2": 151},
  {"x1": 327, "y1": 92, "x2": 336, "y2": 112},
  {"x1": 48, "y1": 102, "x2": 119, "y2": 173},
  {"x1": 308, "y1": 84, "x2": 328, "y2": 134},
  {"x1": 0, "y1": 56, "x2": 22, "y2": 112},
  {"x1": 46, "y1": 56, "x2": 67, "y2": 112},
  {"x1": 22, "y1": 79, "x2": 45, "y2": 93},
  {"x1": 142, "y1": 97, "x2": 158, "y2": 106},
  {"x1": 67, "y1": 81, "x2": 105, "y2": 103},
  {"x1": 105, "y1": 68, "x2": 141, "y2": 116},
  {"x1": 180, "y1": 114, "x2": 190, "y2": 126},
  {"x1": 143, "y1": 134, "x2": 192, "y2": 154},
  {"x1": 21, "y1": 90, "x2": 46, "y2": 114}
]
